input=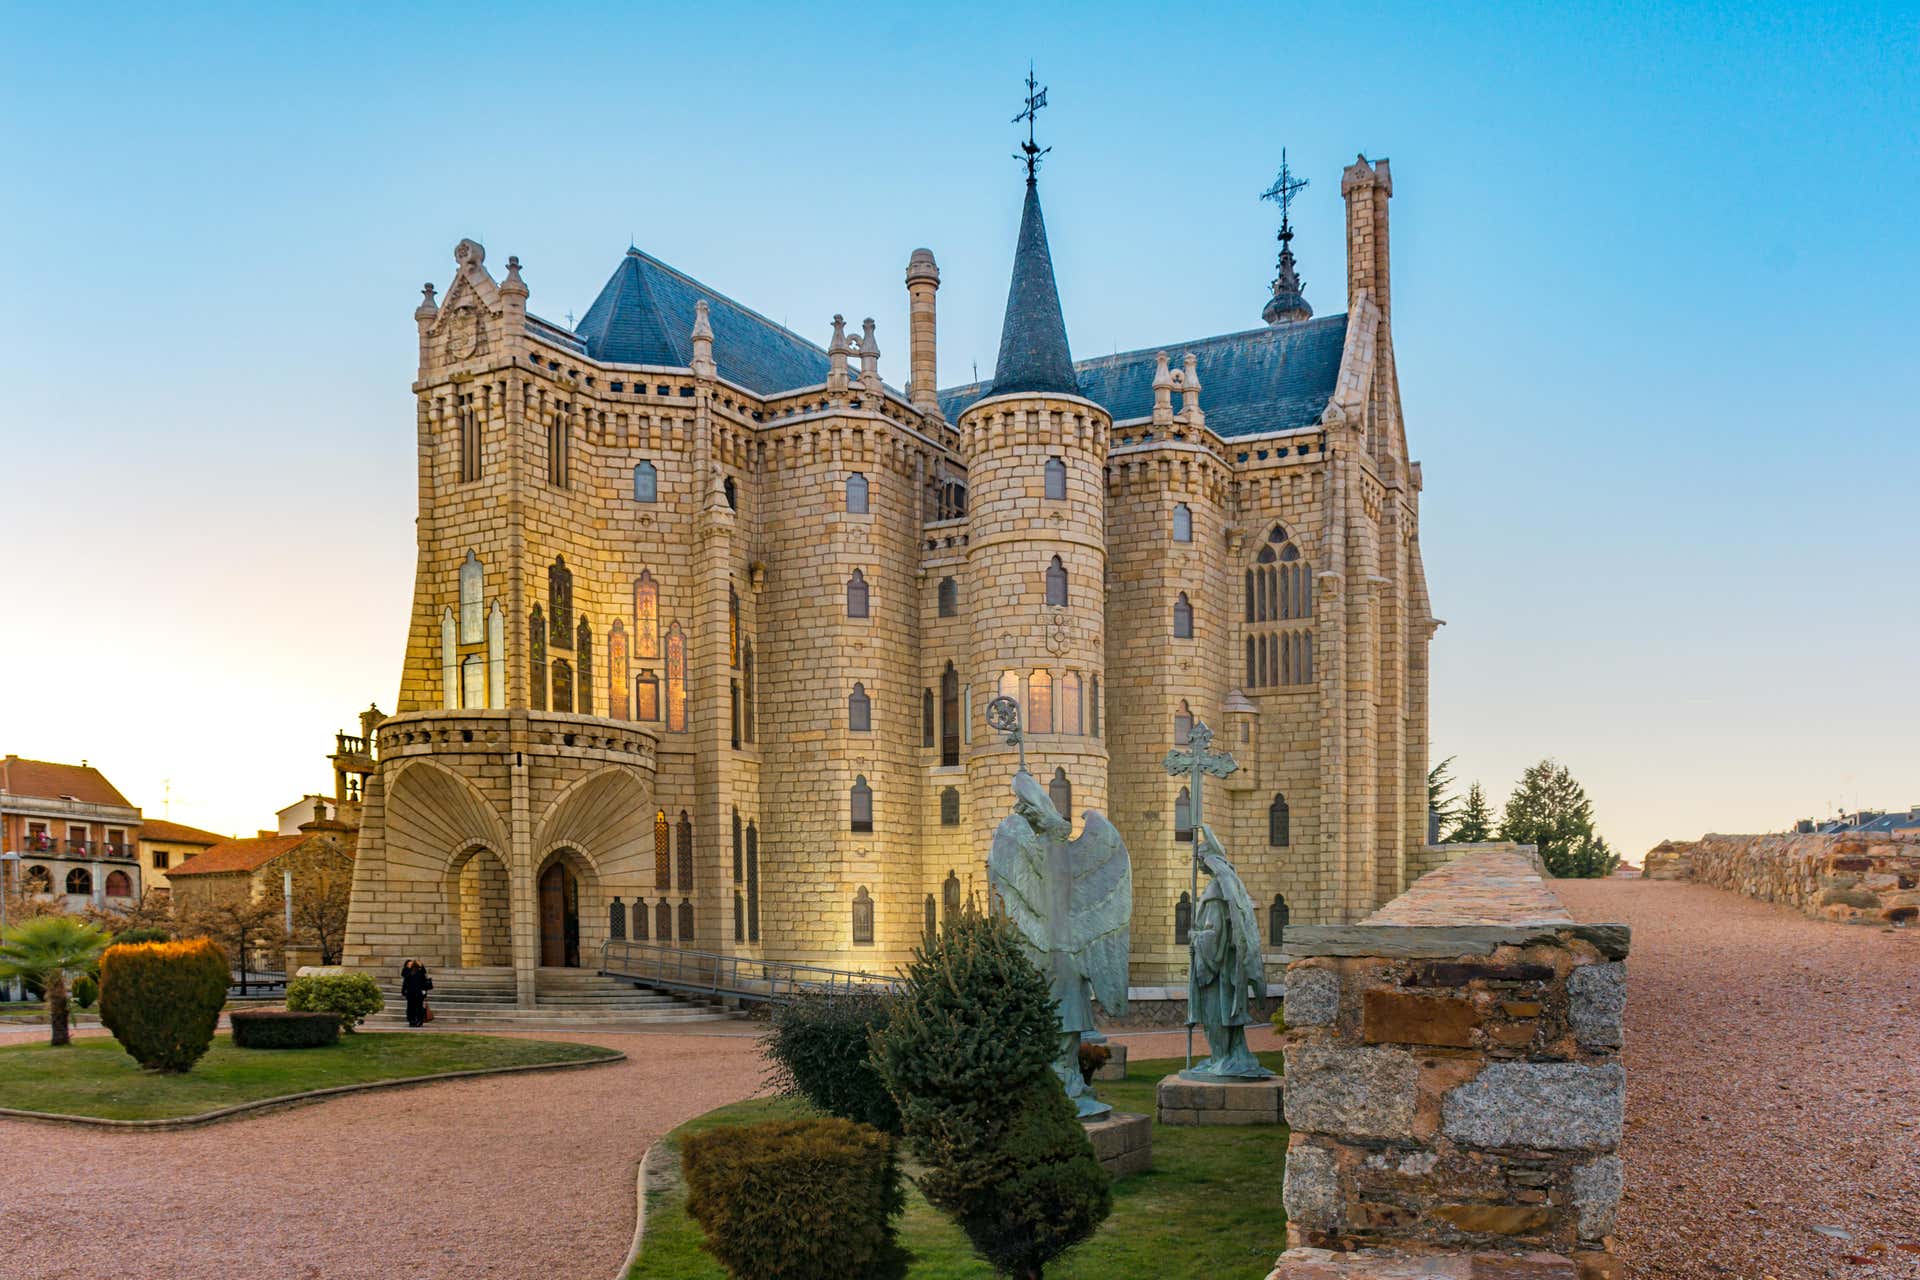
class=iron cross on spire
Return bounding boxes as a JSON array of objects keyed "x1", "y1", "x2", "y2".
[
  {"x1": 1163, "y1": 720, "x2": 1238, "y2": 840},
  {"x1": 1012, "y1": 62, "x2": 1051, "y2": 182},
  {"x1": 1260, "y1": 147, "x2": 1310, "y2": 247}
]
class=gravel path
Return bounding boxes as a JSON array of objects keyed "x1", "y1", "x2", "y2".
[
  {"x1": 1556, "y1": 877, "x2": 1920, "y2": 1279},
  {"x1": 0, "y1": 1025, "x2": 768, "y2": 1280}
]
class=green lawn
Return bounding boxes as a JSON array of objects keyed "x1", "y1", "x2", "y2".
[
  {"x1": 0, "y1": 1032, "x2": 620, "y2": 1121},
  {"x1": 629, "y1": 1052, "x2": 1288, "y2": 1279}
]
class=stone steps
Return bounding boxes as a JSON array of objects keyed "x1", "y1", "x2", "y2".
[{"x1": 367, "y1": 966, "x2": 736, "y2": 1029}]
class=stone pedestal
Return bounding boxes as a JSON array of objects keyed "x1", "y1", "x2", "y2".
[
  {"x1": 1082, "y1": 1110, "x2": 1151, "y2": 1177},
  {"x1": 1092, "y1": 1040, "x2": 1128, "y2": 1081},
  {"x1": 1156, "y1": 1072, "x2": 1284, "y2": 1125}
]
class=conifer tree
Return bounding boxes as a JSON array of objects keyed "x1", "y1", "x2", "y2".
[
  {"x1": 1450, "y1": 782, "x2": 1496, "y2": 844},
  {"x1": 1427, "y1": 756, "x2": 1460, "y2": 840},
  {"x1": 1499, "y1": 759, "x2": 1620, "y2": 877}
]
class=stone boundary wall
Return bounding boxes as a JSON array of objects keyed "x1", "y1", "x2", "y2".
[
  {"x1": 1271, "y1": 846, "x2": 1626, "y2": 1280},
  {"x1": 1655, "y1": 831, "x2": 1920, "y2": 925}
]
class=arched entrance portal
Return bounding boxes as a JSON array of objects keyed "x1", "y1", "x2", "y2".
[
  {"x1": 448, "y1": 847, "x2": 512, "y2": 968},
  {"x1": 539, "y1": 861, "x2": 582, "y2": 967}
]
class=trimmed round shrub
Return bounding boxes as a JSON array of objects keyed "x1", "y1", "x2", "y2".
[
  {"x1": 113, "y1": 927, "x2": 173, "y2": 946},
  {"x1": 286, "y1": 972, "x2": 383, "y2": 1032},
  {"x1": 98, "y1": 938, "x2": 229, "y2": 1074},
  {"x1": 762, "y1": 988, "x2": 900, "y2": 1133},
  {"x1": 683, "y1": 1116, "x2": 905, "y2": 1280},
  {"x1": 230, "y1": 1008, "x2": 341, "y2": 1049},
  {"x1": 72, "y1": 975, "x2": 98, "y2": 1009}
]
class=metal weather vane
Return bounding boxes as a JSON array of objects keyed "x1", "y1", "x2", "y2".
[
  {"x1": 1012, "y1": 63, "x2": 1051, "y2": 182},
  {"x1": 1260, "y1": 148, "x2": 1310, "y2": 275}
]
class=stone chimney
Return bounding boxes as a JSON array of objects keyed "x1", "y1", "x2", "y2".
[
  {"x1": 905, "y1": 248, "x2": 941, "y2": 416},
  {"x1": 1341, "y1": 154, "x2": 1393, "y2": 321}
]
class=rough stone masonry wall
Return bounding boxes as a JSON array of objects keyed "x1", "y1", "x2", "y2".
[
  {"x1": 1273, "y1": 846, "x2": 1627, "y2": 1279},
  {"x1": 1661, "y1": 831, "x2": 1920, "y2": 925}
]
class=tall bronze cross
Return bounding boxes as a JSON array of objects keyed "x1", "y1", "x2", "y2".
[
  {"x1": 1163, "y1": 720, "x2": 1239, "y2": 837},
  {"x1": 1259, "y1": 148, "x2": 1310, "y2": 237}
]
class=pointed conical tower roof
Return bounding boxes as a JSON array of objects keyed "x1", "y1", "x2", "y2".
[{"x1": 988, "y1": 179, "x2": 1079, "y2": 398}]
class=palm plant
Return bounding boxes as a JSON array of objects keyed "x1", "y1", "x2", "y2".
[{"x1": 0, "y1": 915, "x2": 112, "y2": 1046}]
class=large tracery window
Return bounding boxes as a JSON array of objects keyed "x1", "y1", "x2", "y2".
[{"x1": 1245, "y1": 525, "x2": 1314, "y2": 688}]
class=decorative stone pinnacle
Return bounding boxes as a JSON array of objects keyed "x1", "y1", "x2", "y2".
[{"x1": 500, "y1": 254, "x2": 528, "y2": 299}]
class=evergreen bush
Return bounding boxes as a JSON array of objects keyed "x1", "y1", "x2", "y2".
[
  {"x1": 230, "y1": 1008, "x2": 342, "y2": 1049},
  {"x1": 72, "y1": 974, "x2": 98, "y2": 1009},
  {"x1": 286, "y1": 972, "x2": 384, "y2": 1032},
  {"x1": 871, "y1": 906, "x2": 1109, "y2": 1278},
  {"x1": 682, "y1": 1116, "x2": 906, "y2": 1280},
  {"x1": 112, "y1": 926, "x2": 173, "y2": 946},
  {"x1": 762, "y1": 988, "x2": 901, "y2": 1133},
  {"x1": 98, "y1": 938, "x2": 230, "y2": 1073}
]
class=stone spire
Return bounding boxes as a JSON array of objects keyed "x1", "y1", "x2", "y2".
[{"x1": 988, "y1": 178, "x2": 1078, "y2": 398}]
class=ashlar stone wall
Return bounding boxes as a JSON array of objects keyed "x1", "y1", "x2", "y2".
[{"x1": 1274, "y1": 846, "x2": 1627, "y2": 1279}]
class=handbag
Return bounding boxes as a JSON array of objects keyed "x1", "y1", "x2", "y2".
[{"x1": 423, "y1": 1001, "x2": 435, "y2": 1023}]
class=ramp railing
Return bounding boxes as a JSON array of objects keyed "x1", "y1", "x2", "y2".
[{"x1": 598, "y1": 939, "x2": 899, "y2": 1006}]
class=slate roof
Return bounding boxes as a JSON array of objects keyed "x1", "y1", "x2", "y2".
[
  {"x1": 940, "y1": 313, "x2": 1349, "y2": 439},
  {"x1": 572, "y1": 248, "x2": 830, "y2": 396},
  {"x1": 989, "y1": 181, "x2": 1079, "y2": 397},
  {"x1": 0, "y1": 756, "x2": 137, "y2": 810}
]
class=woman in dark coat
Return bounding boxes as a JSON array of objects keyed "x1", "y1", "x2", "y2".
[{"x1": 400, "y1": 959, "x2": 433, "y2": 1027}]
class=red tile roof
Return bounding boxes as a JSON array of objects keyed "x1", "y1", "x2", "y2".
[
  {"x1": 0, "y1": 756, "x2": 135, "y2": 809},
  {"x1": 139, "y1": 819, "x2": 226, "y2": 846},
  {"x1": 168, "y1": 834, "x2": 314, "y2": 877}
]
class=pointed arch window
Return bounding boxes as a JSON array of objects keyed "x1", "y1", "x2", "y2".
[
  {"x1": 849, "y1": 682, "x2": 872, "y2": 733},
  {"x1": 1174, "y1": 699, "x2": 1193, "y2": 745},
  {"x1": 488, "y1": 601, "x2": 505, "y2": 709},
  {"x1": 547, "y1": 405, "x2": 570, "y2": 488},
  {"x1": 1175, "y1": 892, "x2": 1193, "y2": 945},
  {"x1": 846, "y1": 472, "x2": 869, "y2": 514},
  {"x1": 1247, "y1": 526, "x2": 1313, "y2": 688},
  {"x1": 633, "y1": 897, "x2": 649, "y2": 940},
  {"x1": 1172, "y1": 502, "x2": 1192, "y2": 543},
  {"x1": 636, "y1": 671, "x2": 660, "y2": 721},
  {"x1": 852, "y1": 887, "x2": 874, "y2": 945},
  {"x1": 938, "y1": 576, "x2": 958, "y2": 617},
  {"x1": 610, "y1": 897, "x2": 627, "y2": 941},
  {"x1": 1044, "y1": 456, "x2": 1066, "y2": 500},
  {"x1": 676, "y1": 811, "x2": 694, "y2": 889},
  {"x1": 1173, "y1": 592, "x2": 1194, "y2": 638},
  {"x1": 742, "y1": 640, "x2": 756, "y2": 742},
  {"x1": 1269, "y1": 793, "x2": 1291, "y2": 847},
  {"x1": 459, "y1": 551, "x2": 485, "y2": 644},
  {"x1": 1028, "y1": 669, "x2": 1053, "y2": 733},
  {"x1": 940, "y1": 786, "x2": 960, "y2": 826},
  {"x1": 679, "y1": 898, "x2": 695, "y2": 941},
  {"x1": 549, "y1": 556, "x2": 573, "y2": 647},
  {"x1": 576, "y1": 617, "x2": 594, "y2": 716},
  {"x1": 665, "y1": 624, "x2": 687, "y2": 732},
  {"x1": 634, "y1": 571, "x2": 659, "y2": 660},
  {"x1": 529, "y1": 606, "x2": 547, "y2": 711},
  {"x1": 732, "y1": 810, "x2": 744, "y2": 883},
  {"x1": 850, "y1": 776, "x2": 873, "y2": 833},
  {"x1": 746, "y1": 821, "x2": 760, "y2": 942},
  {"x1": 1045, "y1": 556, "x2": 1068, "y2": 607},
  {"x1": 440, "y1": 608, "x2": 458, "y2": 710},
  {"x1": 608, "y1": 621, "x2": 630, "y2": 719},
  {"x1": 847, "y1": 570, "x2": 870, "y2": 618},
  {"x1": 1270, "y1": 893, "x2": 1291, "y2": 947},
  {"x1": 551, "y1": 658, "x2": 574, "y2": 713},
  {"x1": 940, "y1": 662, "x2": 961, "y2": 766},
  {"x1": 458, "y1": 393, "x2": 482, "y2": 483},
  {"x1": 633, "y1": 460, "x2": 658, "y2": 502},
  {"x1": 1049, "y1": 768, "x2": 1072, "y2": 821},
  {"x1": 924, "y1": 895, "x2": 937, "y2": 939},
  {"x1": 1174, "y1": 785, "x2": 1193, "y2": 842},
  {"x1": 943, "y1": 869, "x2": 961, "y2": 922},
  {"x1": 922, "y1": 689, "x2": 936, "y2": 748},
  {"x1": 735, "y1": 891, "x2": 745, "y2": 942},
  {"x1": 461, "y1": 654, "x2": 486, "y2": 710},
  {"x1": 656, "y1": 897, "x2": 674, "y2": 941},
  {"x1": 1059, "y1": 672, "x2": 1082, "y2": 735},
  {"x1": 654, "y1": 810, "x2": 671, "y2": 889}
]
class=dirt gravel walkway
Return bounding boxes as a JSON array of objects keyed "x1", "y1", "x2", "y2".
[
  {"x1": 0, "y1": 1025, "x2": 768, "y2": 1280},
  {"x1": 1556, "y1": 877, "x2": 1920, "y2": 1279}
]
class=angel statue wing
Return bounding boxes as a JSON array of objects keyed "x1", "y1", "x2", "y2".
[{"x1": 1068, "y1": 811, "x2": 1132, "y2": 1017}]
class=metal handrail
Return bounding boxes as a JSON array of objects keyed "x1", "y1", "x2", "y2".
[{"x1": 598, "y1": 939, "x2": 900, "y2": 1006}]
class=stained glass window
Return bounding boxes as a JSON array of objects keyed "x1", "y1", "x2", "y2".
[
  {"x1": 636, "y1": 671, "x2": 660, "y2": 721},
  {"x1": 676, "y1": 811, "x2": 694, "y2": 888},
  {"x1": 732, "y1": 810, "x2": 744, "y2": 882},
  {"x1": 529, "y1": 607, "x2": 547, "y2": 711},
  {"x1": 459, "y1": 551, "x2": 484, "y2": 644},
  {"x1": 666, "y1": 624, "x2": 687, "y2": 732},
  {"x1": 728, "y1": 583, "x2": 739, "y2": 668},
  {"x1": 656, "y1": 898, "x2": 673, "y2": 941},
  {"x1": 746, "y1": 822, "x2": 760, "y2": 942},
  {"x1": 634, "y1": 571, "x2": 659, "y2": 659},
  {"x1": 1028, "y1": 670, "x2": 1052, "y2": 733},
  {"x1": 608, "y1": 621, "x2": 629, "y2": 719},
  {"x1": 1175, "y1": 892, "x2": 1192, "y2": 945},
  {"x1": 852, "y1": 887, "x2": 874, "y2": 945},
  {"x1": 922, "y1": 689, "x2": 935, "y2": 748},
  {"x1": 742, "y1": 641, "x2": 756, "y2": 742},
  {"x1": 1059, "y1": 672, "x2": 1082, "y2": 735},
  {"x1": 1270, "y1": 894, "x2": 1291, "y2": 947},
  {"x1": 576, "y1": 617, "x2": 593, "y2": 716},
  {"x1": 551, "y1": 659, "x2": 573, "y2": 713},
  {"x1": 549, "y1": 557, "x2": 573, "y2": 647},
  {"x1": 654, "y1": 810, "x2": 670, "y2": 889}
]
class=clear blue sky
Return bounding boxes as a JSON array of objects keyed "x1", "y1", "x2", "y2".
[{"x1": 3, "y1": 3, "x2": 1915, "y2": 856}]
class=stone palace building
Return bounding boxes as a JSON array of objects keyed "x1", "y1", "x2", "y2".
[{"x1": 343, "y1": 150, "x2": 1436, "y2": 1003}]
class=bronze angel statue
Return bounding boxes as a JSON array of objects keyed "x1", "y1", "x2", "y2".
[{"x1": 988, "y1": 767, "x2": 1132, "y2": 1118}]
